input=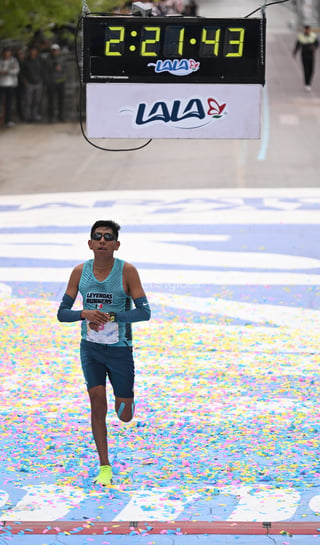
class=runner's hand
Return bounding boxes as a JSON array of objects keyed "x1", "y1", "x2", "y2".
[{"x1": 81, "y1": 309, "x2": 109, "y2": 324}]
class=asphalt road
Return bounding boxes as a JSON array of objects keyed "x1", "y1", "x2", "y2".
[{"x1": 1, "y1": 0, "x2": 320, "y2": 194}]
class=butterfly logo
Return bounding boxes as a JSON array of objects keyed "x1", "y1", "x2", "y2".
[{"x1": 207, "y1": 98, "x2": 226, "y2": 118}]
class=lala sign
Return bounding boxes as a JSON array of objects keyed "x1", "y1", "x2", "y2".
[
  {"x1": 86, "y1": 83, "x2": 261, "y2": 138},
  {"x1": 121, "y1": 96, "x2": 227, "y2": 130},
  {"x1": 148, "y1": 58, "x2": 200, "y2": 76}
]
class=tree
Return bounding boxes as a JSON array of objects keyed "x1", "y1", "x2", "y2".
[{"x1": 0, "y1": 0, "x2": 121, "y2": 42}]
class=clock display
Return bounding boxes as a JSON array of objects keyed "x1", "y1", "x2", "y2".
[{"x1": 83, "y1": 16, "x2": 265, "y2": 84}]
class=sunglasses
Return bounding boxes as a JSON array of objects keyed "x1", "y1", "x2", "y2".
[{"x1": 92, "y1": 232, "x2": 116, "y2": 241}]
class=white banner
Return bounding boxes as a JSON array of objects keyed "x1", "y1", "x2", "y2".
[{"x1": 86, "y1": 83, "x2": 262, "y2": 139}]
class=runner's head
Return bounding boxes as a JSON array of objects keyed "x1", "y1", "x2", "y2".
[{"x1": 90, "y1": 220, "x2": 120, "y2": 241}]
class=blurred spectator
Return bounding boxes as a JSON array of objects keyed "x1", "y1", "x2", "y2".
[
  {"x1": 15, "y1": 48, "x2": 26, "y2": 122},
  {"x1": 20, "y1": 46, "x2": 45, "y2": 122},
  {"x1": 293, "y1": 25, "x2": 319, "y2": 91},
  {"x1": 183, "y1": 0, "x2": 198, "y2": 16},
  {"x1": 162, "y1": 0, "x2": 182, "y2": 14},
  {"x1": 45, "y1": 44, "x2": 67, "y2": 122},
  {"x1": 118, "y1": 0, "x2": 184, "y2": 14},
  {"x1": 156, "y1": 1, "x2": 168, "y2": 14},
  {"x1": 32, "y1": 30, "x2": 51, "y2": 58},
  {"x1": 0, "y1": 46, "x2": 20, "y2": 127}
]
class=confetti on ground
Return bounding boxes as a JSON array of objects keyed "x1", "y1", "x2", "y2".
[{"x1": 0, "y1": 295, "x2": 320, "y2": 524}]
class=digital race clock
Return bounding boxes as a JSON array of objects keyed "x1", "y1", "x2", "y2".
[{"x1": 83, "y1": 16, "x2": 265, "y2": 84}]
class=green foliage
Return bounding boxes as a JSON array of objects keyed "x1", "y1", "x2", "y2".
[{"x1": 0, "y1": 0, "x2": 121, "y2": 42}]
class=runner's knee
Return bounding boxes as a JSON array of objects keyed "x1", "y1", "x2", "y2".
[
  {"x1": 116, "y1": 399, "x2": 134, "y2": 422},
  {"x1": 88, "y1": 385, "x2": 107, "y2": 415}
]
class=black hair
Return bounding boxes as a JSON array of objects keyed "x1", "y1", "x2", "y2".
[{"x1": 90, "y1": 220, "x2": 120, "y2": 240}]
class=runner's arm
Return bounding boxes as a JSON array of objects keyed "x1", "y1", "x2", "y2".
[
  {"x1": 114, "y1": 262, "x2": 151, "y2": 323},
  {"x1": 57, "y1": 265, "x2": 83, "y2": 322},
  {"x1": 57, "y1": 264, "x2": 110, "y2": 325}
]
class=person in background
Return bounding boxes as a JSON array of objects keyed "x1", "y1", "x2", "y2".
[
  {"x1": 0, "y1": 47, "x2": 20, "y2": 128},
  {"x1": 183, "y1": 0, "x2": 198, "y2": 16},
  {"x1": 20, "y1": 46, "x2": 45, "y2": 122},
  {"x1": 15, "y1": 48, "x2": 26, "y2": 122},
  {"x1": 45, "y1": 44, "x2": 67, "y2": 123},
  {"x1": 293, "y1": 25, "x2": 319, "y2": 91}
]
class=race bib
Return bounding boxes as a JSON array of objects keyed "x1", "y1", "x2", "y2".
[{"x1": 86, "y1": 320, "x2": 119, "y2": 344}]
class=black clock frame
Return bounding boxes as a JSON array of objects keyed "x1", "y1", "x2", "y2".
[{"x1": 83, "y1": 15, "x2": 266, "y2": 84}]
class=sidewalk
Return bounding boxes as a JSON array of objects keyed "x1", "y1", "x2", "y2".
[{"x1": 1, "y1": 0, "x2": 320, "y2": 193}]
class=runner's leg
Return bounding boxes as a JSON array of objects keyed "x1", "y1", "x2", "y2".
[{"x1": 88, "y1": 385, "x2": 110, "y2": 466}]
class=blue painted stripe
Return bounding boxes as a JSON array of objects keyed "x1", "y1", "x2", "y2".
[
  {"x1": 6, "y1": 282, "x2": 320, "y2": 311},
  {"x1": 3, "y1": 220, "x2": 320, "y2": 237},
  {"x1": 0, "y1": 257, "x2": 318, "y2": 274},
  {"x1": 0, "y1": 258, "x2": 79, "y2": 268}
]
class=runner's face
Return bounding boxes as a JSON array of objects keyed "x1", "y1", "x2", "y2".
[{"x1": 88, "y1": 227, "x2": 120, "y2": 254}]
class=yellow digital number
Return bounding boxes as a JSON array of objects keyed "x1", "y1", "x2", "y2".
[
  {"x1": 177, "y1": 27, "x2": 185, "y2": 56},
  {"x1": 201, "y1": 27, "x2": 221, "y2": 57},
  {"x1": 105, "y1": 26, "x2": 125, "y2": 56},
  {"x1": 163, "y1": 26, "x2": 185, "y2": 57},
  {"x1": 141, "y1": 27, "x2": 161, "y2": 56},
  {"x1": 225, "y1": 28, "x2": 245, "y2": 57}
]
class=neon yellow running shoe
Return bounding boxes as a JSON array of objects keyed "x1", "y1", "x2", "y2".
[{"x1": 94, "y1": 465, "x2": 113, "y2": 486}]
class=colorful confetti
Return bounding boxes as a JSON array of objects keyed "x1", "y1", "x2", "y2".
[{"x1": 0, "y1": 191, "x2": 320, "y2": 530}]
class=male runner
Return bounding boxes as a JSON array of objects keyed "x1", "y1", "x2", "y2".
[{"x1": 57, "y1": 220, "x2": 151, "y2": 486}]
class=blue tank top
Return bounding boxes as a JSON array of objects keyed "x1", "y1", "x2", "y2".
[{"x1": 79, "y1": 258, "x2": 132, "y2": 346}]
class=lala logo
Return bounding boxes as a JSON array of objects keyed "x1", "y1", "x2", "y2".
[
  {"x1": 121, "y1": 96, "x2": 227, "y2": 130},
  {"x1": 148, "y1": 58, "x2": 200, "y2": 76}
]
